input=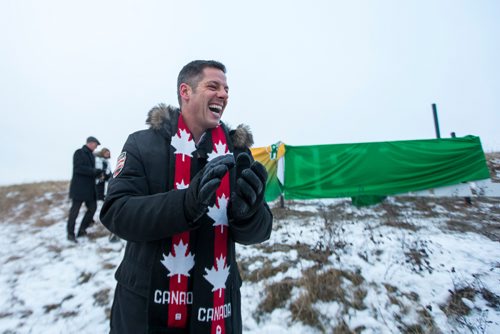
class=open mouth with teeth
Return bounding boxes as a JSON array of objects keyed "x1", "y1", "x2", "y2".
[{"x1": 208, "y1": 104, "x2": 223, "y2": 116}]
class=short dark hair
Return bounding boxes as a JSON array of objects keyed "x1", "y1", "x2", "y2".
[{"x1": 177, "y1": 60, "x2": 226, "y2": 106}]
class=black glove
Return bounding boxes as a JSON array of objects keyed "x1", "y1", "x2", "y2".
[
  {"x1": 230, "y1": 152, "x2": 267, "y2": 221},
  {"x1": 94, "y1": 168, "x2": 103, "y2": 177},
  {"x1": 184, "y1": 155, "x2": 235, "y2": 225}
]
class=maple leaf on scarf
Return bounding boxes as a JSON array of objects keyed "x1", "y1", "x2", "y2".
[
  {"x1": 204, "y1": 255, "x2": 230, "y2": 297},
  {"x1": 161, "y1": 240, "x2": 195, "y2": 283},
  {"x1": 207, "y1": 140, "x2": 232, "y2": 161},
  {"x1": 171, "y1": 129, "x2": 196, "y2": 162},
  {"x1": 176, "y1": 178, "x2": 189, "y2": 190},
  {"x1": 207, "y1": 194, "x2": 229, "y2": 233}
]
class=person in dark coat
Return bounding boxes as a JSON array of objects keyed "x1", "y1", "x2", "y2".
[
  {"x1": 100, "y1": 60, "x2": 273, "y2": 333},
  {"x1": 67, "y1": 136, "x2": 102, "y2": 242}
]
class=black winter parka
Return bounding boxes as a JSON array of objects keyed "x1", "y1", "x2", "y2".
[
  {"x1": 69, "y1": 145, "x2": 98, "y2": 201},
  {"x1": 100, "y1": 104, "x2": 272, "y2": 333}
]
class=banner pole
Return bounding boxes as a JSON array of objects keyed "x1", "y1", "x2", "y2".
[{"x1": 432, "y1": 103, "x2": 441, "y2": 139}]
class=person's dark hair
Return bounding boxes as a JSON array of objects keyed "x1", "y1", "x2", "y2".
[{"x1": 177, "y1": 60, "x2": 226, "y2": 106}]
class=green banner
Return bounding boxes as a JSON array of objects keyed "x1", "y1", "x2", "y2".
[{"x1": 283, "y1": 136, "x2": 490, "y2": 200}]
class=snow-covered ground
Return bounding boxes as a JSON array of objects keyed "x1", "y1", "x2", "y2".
[
  {"x1": 0, "y1": 194, "x2": 121, "y2": 334},
  {"x1": 239, "y1": 198, "x2": 500, "y2": 333},
  {"x1": 0, "y1": 184, "x2": 499, "y2": 333}
]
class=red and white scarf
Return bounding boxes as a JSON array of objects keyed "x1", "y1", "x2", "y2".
[{"x1": 150, "y1": 114, "x2": 232, "y2": 333}]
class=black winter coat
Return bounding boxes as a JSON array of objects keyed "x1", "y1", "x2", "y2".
[
  {"x1": 69, "y1": 145, "x2": 98, "y2": 201},
  {"x1": 100, "y1": 104, "x2": 272, "y2": 333}
]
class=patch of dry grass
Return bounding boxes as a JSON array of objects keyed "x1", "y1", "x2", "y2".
[
  {"x1": 403, "y1": 240, "x2": 433, "y2": 274},
  {"x1": 383, "y1": 218, "x2": 420, "y2": 231},
  {"x1": 0, "y1": 181, "x2": 68, "y2": 211},
  {"x1": 93, "y1": 288, "x2": 111, "y2": 307},
  {"x1": 289, "y1": 292, "x2": 322, "y2": 329},
  {"x1": 288, "y1": 267, "x2": 367, "y2": 330},
  {"x1": 440, "y1": 286, "x2": 475, "y2": 317},
  {"x1": 444, "y1": 219, "x2": 481, "y2": 235},
  {"x1": 332, "y1": 321, "x2": 362, "y2": 334},
  {"x1": 0, "y1": 312, "x2": 13, "y2": 319},
  {"x1": 256, "y1": 278, "x2": 297, "y2": 318},
  {"x1": 43, "y1": 303, "x2": 60, "y2": 313},
  {"x1": 46, "y1": 244, "x2": 64, "y2": 255},
  {"x1": 301, "y1": 267, "x2": 346, "y2": 303},
  {"x1": 438, "y1": 274, "x2": 500, "y2": 332},
  {"x1": 485, "y1": 152, "x2": 500, "y2": 183},
  {"x1": 102, "y1": 262, "x2": 117, "y2": 270},
  {"x1": 88, "y1": 223, "x2": 113, "y2": 240},
  {"x1": 60, "y1": 311, "x2": 78, "y2": 318},
  {"x1": 238, "y1": 256, "x2": 292, "y2": 283},
  {"x1": 296, "y1": 242, "x2": 332, "y2": 265},
  {"x1": 271, "y1": 206, "x2": 313, "y2": 220},
  {"x1": 78, "y1": 272, "x2": 93, "y2": 284},
  {"x1": 34, "y1": 217, "x2": 58, "y2": 227},
  {"x1": 445, "y1": 217, "x2": 500, "y2": 242},
  {"x1": 4, "y1": 255, "x2": 23, "y2": 264},
  {"x1": 406, "y1": 308, "x2": 439, "y2": 334},
  {"x1": 383, "y1": 285, "x2": 440, "y2": 333},
  {"x1": 0, "y1": 181, "x2": 69, "y2": 224}
]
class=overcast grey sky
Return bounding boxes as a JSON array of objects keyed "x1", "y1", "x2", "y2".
[{"x1": 1, "y1": 0, "x2": 499, "y2": 185}]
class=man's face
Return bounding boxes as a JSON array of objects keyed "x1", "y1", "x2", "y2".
[
  {"x1": 184, "y1": 67, "x2": 229, "y2": 130},
  {"x1": 87, "y1": 142, "x2": 98, "y2": 152}
]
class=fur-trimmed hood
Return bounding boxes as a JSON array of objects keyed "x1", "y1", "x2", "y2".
[{"x1": 145, "y1": 103, "x2": 254, "y2": 149}]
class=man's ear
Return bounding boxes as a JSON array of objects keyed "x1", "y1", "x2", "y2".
[{"x1": 179, "y1": 83, "x2": 191, "y2": 102}]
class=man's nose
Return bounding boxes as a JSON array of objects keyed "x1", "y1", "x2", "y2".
[{"x1": 217, "y1": 88, "x2": 228, "y2": 100}]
